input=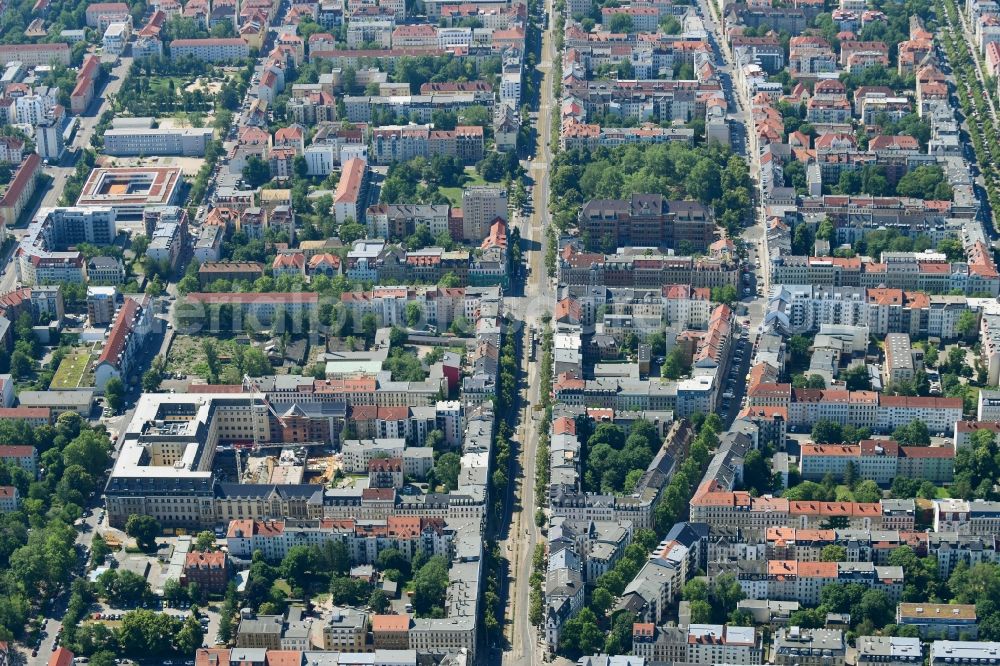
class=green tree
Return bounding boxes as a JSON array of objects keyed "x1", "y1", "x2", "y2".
[
  {"x1": 368, "y1": 589, "x2": 389, "y2": 613},
  {"x1": 201, "y1": 339, "x2": 219, "y2": 382},
  {"x1": 689, "y1": 600, "x2": 712, "y2": 623},
  {"x1": 924, "y1": 344, "x2": 939, "y2": 368},
  {"x1": 591, "y1": 587, "x2": 615, "y2": 615},
  {"x1": 957, "y1": 310, "x2": 978, "y2": 338},
  {"x1": 843, "y1": 461, "x2": 858, "y2": 488},
  {"x1": 742, "y1": 449, "x2": 771, "y2": 495},
  {"x1": 195, "y1": 531, "x2": 215, "y2": 551},
  {"x1": 816, "y1": 217, "x2": 835, "y2": 240},
  {"x1": 787, "y1": 335, "x2": 811, "y2": 370},
  {"x1": 388, "y1": 327, "x2": 409, "y2": 349},
  {"x1": 896, "y1": 165, "x2": 953, "y2": 200},
  {"x1": 711, "y1": 284, "x2": 738, "y2": 305},
  {"x1": 659, "y1": 15, "x2": 682, "y2": 32},
  {"x1": 858, "y1": 589, "x2": 893, "y2": 627},
  {"x1": 125, "y1": 514, "x2": 160, "y2": 552},
  {"x1": 682, "y1": 578, "x2": 709, "y2": 602},
  {"x1": 792, "y1": 224, "x2": 815, "y2": 255},
  {"x1": 434, "y1": 452, "x2": 461, "y2": 492},
  {"x1": 376, "y1": 548, "x2": 410, "y2": 578},
  {"x1": 293, "y1": 155, "x2": 308, "y2": 180},
  {"x1": 339, "y1": 219, "x2": 367, "y2": 244},
  {"x1": 893, "y1": 419, "x2": 931, "y2": 446},
  {"x1": 937, "y1": 238, "x2": 965, "y2": 262},
  {"x1": 281, "y1": 545, "x2": 316, "y2": 590},
  {"x1": 821, "y1": 545, "x2": 847, "y2": 561},
  {"x1": 63, "y1": 430, "x2": 111, "y2": 476},
  {"x1": 9, "y1": 350, "x2": 32, "y2": 381},
  {"x1": 712, "y1": 572, "x2": 745, "y2": 618},
  {"x1": 117, "y1": 610, "x2": 180, "y2": 658},
  {"x1": 806, "y1": 374, "x2": 826, "y2": 389},
  {"x1": 558, "y1": 608, "x2": 603, "y2": 658},
  {"x1": 889, "y1": 545, "x2": 940, "y2": 601},
  {"x1": 163, "y1": 579, "x2": 188, "y2": 606},
  {"x1": 241, "y1": 348, "x2": 272, "y2": 377},
  {"x1": 663, "y1": 347, "x2": 689, "y2": 379},
  {"x1": 607, "y1": 13, "x2": 633, "y2": 32},
  {"x1": 242, "y1": 155, "x2": 271, "y2": 188},
  {"x1": 811, "y1": 420, "x2": 842, "y2": 444},
  {"x1": 406, "y1": 302, "x2": 423, "y2": 328},
  {"x1": 98, "y1": 569, "x2": 150, "y2": 606},
  {"x1": 841, "y1": 364, "x2": 871, "y2": 391},
  {"x1": 854, "y1": 479, "x2": 882, "y2": 503},
  {"x1": 687, "y1": 159, "x2": 722, "y2": 204},
  {"x1": 412, "y1": 555, "x2": 450, "y2": 617},
  {"x1": 329, "y1": 576, "x2": 371, "y2": 605},
  {"x1": 142, "y1": 368, "x2": 162, "y2": 392},
  {"x1": 104, "y1": 377, "x2": 125, "y2": 412},
  {"x1": 174, "y1": 614, "x2": 205, "y2": 654},
  {"x1": 75, "y1": 623, "x2": 118, "y2": 657},
  {"x1": 90, "y1": 533, "x2": 111, "y2": 567}
]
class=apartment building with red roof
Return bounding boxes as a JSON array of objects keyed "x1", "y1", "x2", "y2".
[
  {"x1": 372, "y1": 614, "x2": 411, "y2": 649},
  {"x1": 0, "y1": 445, "x2": 38, "y2": 477},
  {"x1": 0, "y1": 407, "x2": 51, "y2": 428},
  {"x1": 85, "y1": 1, "x2": 129, "y2": 28},
  {"x1": 94, "y1": 295, "x2": 153, "y2": 392},
  {"x1": 0, "y1": 153, "x2": 40, "y2": 230},
  {"x1": 800, "y1": 439, "x2": 953, "y2": 484},
  {"x1": 272, "y1": 252, "x2": 305, "y2": 278},
  {"x1": 170, "y1": 37, "x2": 249, "y2": 62},
  {"x1": 333, "y1": 157, "x2": 370, "y2": 225},
  {"x1": 0, "y1": 486, "x2": 19, "y2": 512},
  {"x1": 181, "y1": 550, "x2": 231, "y2": 593},
  {"x1": 0, "y1": 42, "x2": 70, "y2": 67}
]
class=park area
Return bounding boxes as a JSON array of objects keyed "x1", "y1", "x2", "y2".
[{"x1": 50, "y1": 350, "x2": 93, "y2": 390}]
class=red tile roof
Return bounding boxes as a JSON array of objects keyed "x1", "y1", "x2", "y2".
[
  {"x1": 265, "y1": 651, "x2": 302, "y2": 666},
  {"x1": 185, "y1": 550, "x2": 227, "y2": 569},
  {"x1": 0, "y1": 407, "x2": 49, "y2": 420},
  {"x1": 372, "y1": 614, "x2": 410, "y2": 632},
  {"x1": 334, "y1": 158, "x2": 367, "y2": 205},
  {"x1": 195, "y1": 648, "x2": 231, "y2": 666},
  {"x1": 0, "y1": 445, "x2": 34, "y2": 457},
  {"x1": 170, "y1": 37, "x2": 247, "y2": 46},
  {"x1": 879, "y1": 395, "x2": 962, "y2": 409},
  {"x1": 377, "y1": 406, "x2": 409, "y2": 421},
  {"x1": 0, "y1": 153, "x2": 40, "y2": 210},
  {"x1": 97, "y1": 297, "x2": 141, "y2": 368},
  {"x1": 48, "y1": 647, "x2": 75, "y2": 666}
]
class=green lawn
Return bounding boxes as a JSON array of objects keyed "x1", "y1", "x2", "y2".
[
  {"x1": 148, "y1": 77, "x2": 187, "y2": 96},
  {"x1": 50, "y1": 350, "x2": 92, "y2": 389},
  {"x1": 438, "y1": 168, "x2": 492, "y2": 207}
]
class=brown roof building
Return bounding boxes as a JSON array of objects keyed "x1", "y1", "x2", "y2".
[
  {"x1": 181, "y1": 550, "x2": 231, "y2": 594},
  {"x1": 371, "y1": 614, "x2": 411, "y2": 649}
]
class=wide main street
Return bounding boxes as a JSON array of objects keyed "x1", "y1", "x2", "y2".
[
  {"x1": 501, "y1": 0, "x2": 557, "y2": 662},
  {"x1": 498, "y1": 0, "x2": 774, "y2": 659}
]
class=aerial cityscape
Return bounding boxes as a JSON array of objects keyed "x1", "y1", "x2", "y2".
[{"x1": 2, "y1": 0, "x2": 1000, "y2": 662}]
